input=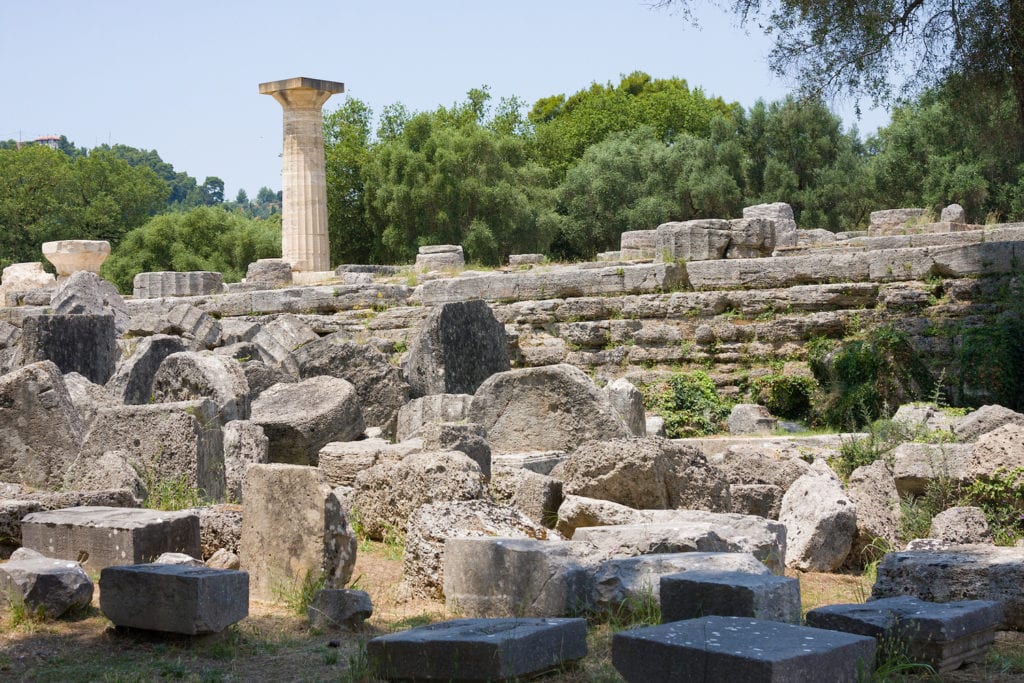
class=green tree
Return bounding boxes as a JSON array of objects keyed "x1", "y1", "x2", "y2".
[
  {"x1": 235, "y1": 188, "x2": 249, "y2": 206},
  {"x1": 654, "y1": 1, "x2": 1024, "y2": 127},
  {"x1": 200, "y1": 176, "x2": 225, "y2": 205},
  {"x1": 324, "y1": 97, "x2": 375, "y2": 264},
  {"x1": 102, "y1": 206, "x2": 281, "y2": 292}
]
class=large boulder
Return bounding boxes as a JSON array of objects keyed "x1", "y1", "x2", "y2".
[
  {"x1": 555, "y1": 495, "x2": 647, "y2": 538},
  {"x1": 929, "y1": 506, "x2": 992, "y2": 544},
  {"x1": 953, "y1": 404, "x2": 1024, "y2": 442},
  {"x1": 50, "y1": 271, "x2": 129, "y2": 334},
  {"x1": 250, "y1": 376, "x2": 365, "y2": 466},
  {"x1": 845, "y1": 460, "x2": 901, "y2": 567},
  {"x1": 552, "y1": 437, "x2": 730, "y2": 512},
  {"x1": 490, "y1": 467, "x2": 563, "y2": 528},
  {"x1": 468, "y1": 364, "x2": 632, "y2": 453},
  {"x1": 396, "y1": 394, "x2": 474, "y2": 441},
  {"x1": 966, "y1": 424, "x2": 1024, "y2": 478},
  {"x1": 351, "y1": 451, "x2": 486, "y2": 541},
  {"x1": 294, "y1": 333, "x2": 410, "y2": 438},
  {"x1": 0, "y1": 556, "x2": 94, "y2": 618},
  {"x1": 151, "y1": 351, "x2": 251, "y2": 422},
  {"x1": 602, "y1": 378, "x2": 646, "y2": 436},
  {"x1": 779, "y1": 471, "x2": 857, "y2": 571},
  {"x1": 401, "y1": 499, "x2": 553, "y2": 599},
  {"x1": 403, "y1": 299, "x2": 510, "y2": 398},
  {"x1": 105, "y1": 334, "x2": 188, "y2": 404},
  {"x1": 0, "y1": 361, "x2": 84, "y2": 490}
]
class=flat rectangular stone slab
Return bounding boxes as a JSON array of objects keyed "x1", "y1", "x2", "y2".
[
  {"x1": 366, "y1": 617, "x2": 587, "y2": 682},
  {"x1": 806, "y1": 596, "x2": 1003, "y2": 673},
  {"x1": 21, "y1": 506, "x2": 200, "y2": 571},
  {"x1": 100, "y1": 564, "x2": 248, "y2": 635},
  {"x1": 660, "y1": 570, "x2": 801, "y2": 624},
  {"x1": 612, "y1": 616, "x2": 876, "y2": 682}
]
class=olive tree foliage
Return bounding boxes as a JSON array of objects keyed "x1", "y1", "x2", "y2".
[
  {"x1": 361, "y1": 88, "x2": 558, "y2": 265},
  {"x1": 654, "y1": 1, "x2": 1024, "y2": 127},
  {"x1": 324, "y1": 98, "x2": 375, "y2": 265},
  {"x1": 102, "y1": 206, "x2": 281, "y2": 293}
]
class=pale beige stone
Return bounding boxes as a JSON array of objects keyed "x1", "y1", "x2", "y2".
[
  {"x1": 260, "y1": 77, "x2": 344, "y2": 273},
  {"x1": 41, "y1": 240, "x2": 110, "y2": 277}
]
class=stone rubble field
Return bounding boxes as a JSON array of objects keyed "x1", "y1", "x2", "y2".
[{"x1": 2, "y1": 203, "x2": 1024, "y2": 681}]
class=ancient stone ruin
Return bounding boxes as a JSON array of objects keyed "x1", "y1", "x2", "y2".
[{"x1": 1, "y1": 201, "x2": 1023, "y2": 679}]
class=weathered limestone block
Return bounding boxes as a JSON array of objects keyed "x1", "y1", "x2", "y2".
[
  {"x1": 194, "y1": 504, "x2": 243, "y2": 558},
  {"x1": 0, "y1": 556, "x2": 94, "y2": 618},
  {"x1": 294, "y1": 332, "x2": 409, "y2": 436},
  {"x1": 443, "y1": 538, "x2": 594, "y2": 617},
  {"x1": 151, "y1": 351, "x2": 251, "y2": 422},
  {"x1": 730, "y1": 483, "x2": 784, "y2": 519},
  {"x1": 21, "y1": 506, "x2": 200, "y2": 571},
  {"x1": 105, "y1": 334, "x2": 188, "y2": 404},
  {"x1": 1, "y1": 501, "x2": 44, "y2": 557},
  {"x1": 744, "y1": 202, "x2": 798, "y2": 248},
  {"x1": 954, "y1": 404, "x2": 1024, "y2": 442},
  {"x1": 41, "y1": 240, "x2": 110, "y2": 277},
  {"x1": 317, "y1": 438, "x2": 420, "y2": 487},
  {"x1": 245, "y1": 259, "x2": 293, "y2": 287},
  {"x1": 552, "y1": 437, "x2": 730, "y2": 512},
  {"x1": 846, "y1": 460, "x2": 901, "y2": 567},
  {"x1": 572, "y1": 512, "x2": 787, "y2": 575},
  {"x1": 367, "y1": 618, "x2": 588, "y2": 682},
  {"x1": 80, "y1": 399, "x2": 226, "y2": 502},
  {"x1": 891, "y1": 443, "x2": 973, "y2": 496},
  {"x1": 797, "y1": 228, "x2": 837, "y2": 246},
  {"x1": 654, "y1": 219, "x2": 732, "y2": 261},
  {"x1": 133, "y1": 271, "x2": 223, "y2": 299},
  {"x1": 50, "y1": 271, "x2": 128, "y2": 333},
  {"x1": 779, "y1": 472, "x2": 857, "y2": 571},
  {"x1": 872, "y1": 545, "x2": 1024, "y2": 629},
  {"x1": 308, "y1": 588, "x2": 372, "y2": 630},
  {"x1": 726, "y1": 218, "x2": 776, "y2": 258},
  {"x1": 612, "y1": 616, "x2": 875, "y2": 683},
  {"x1": 489, "y1": 466, "x2": 563, "y2": 527},
  {"x1": 941, "y1": 203, "x2": 967, "y2": 223},
  {"x1": 508, "y1": 253, "x2": 545, "y2": 266},
  {"x1": 402, "y1": 500, "x2": 553, "y2": 599},
  {"x1": 100, "y1": 564, "x2": 248, "y2": 634},
  {"x1": 0, "y1": 361, "x2": 84, "y2": 490},
  {"x1": 602, "y1": 378, "x2": 646, "y2": 436},
  {"x1": 620, "y1": 230, "x2": 659, "y2": 260},
  {"x1": 63, "y1": 371, "x2": 116, "y2": 432},
  {"x1": 63, "y1": 450, "x2": 145, "y2": 501},
  {"x1": 351, "y1": 451, "x2": 485, "y2": 541},
  {"x1": 395, "y1": 393, "x2": 473, "y2": 441},
  {"x1": 412, "y1": 422, "x2": 491, "y2": 478},
  {"x1": 469, "y1": 364, "x2": 632, "y2": 453},
  {"x1": 554, "y1": 495, "x2": 647, "y2": 538},
  {"x1": 929, "y1": 506, "x2": 992, "y2": 544},
  {"x1": 403, "y1": 299, "x2": 510, "y2": 398},
  {"x1": 240, "y1": 464, "x2": 357, "y2": 601},
  {"x1": 806, "y1": 596, "x2": 1003, "y2": 674},
  {"x1": 415, "y1": 244, "x2": 465, "y2": 271},
  {"x1": 1, "y1": 262, "x2": 55, "y2": 305},
  {"x1": 727, "y1": 404, "x2": 777, "y2": 435},
  {"x1": 591, "y1": 552, "x2": 771, "y2": 615},
  {"x1": 124, "y1": 302, "x2": 222, "y2": 349},
  {"x1": 869, "y1": 208, "x2": 926, "y2": 234},
  {"x1": 222, "y1": 420, "x2": 269, "y2": 502},
  {"x1": 21, "y1": 313, "x2": 117, "y2": 384},
  {"x1": 660, "y1": 570, "x2": 801, "y2": 624},
  {"x1": 250, "y1": 376, "x2": 364, "y2": 465}
]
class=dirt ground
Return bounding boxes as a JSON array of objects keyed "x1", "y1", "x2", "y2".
[{"x1": 2, "y1": 545, "x2": 1022, "y2": 682}]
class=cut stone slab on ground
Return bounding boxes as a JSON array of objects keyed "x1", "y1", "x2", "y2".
[
  {"x1": 366, "y1": 617, "x2": 587, "y2": 682},
  {"x1": 659, "y1": 570, "x2": 801, "y2": 624}
]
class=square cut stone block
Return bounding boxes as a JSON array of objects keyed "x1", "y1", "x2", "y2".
[
  {"x1": 612, "y1": 616, "x2": 876, "y2": 683},
  {"x1": 21, "y1": 506, "x2": 200, "y2": 571},
  {"x1": 100, "y1": 564, "x2": 248, "y2": 635},
  {"x1": 660, "y1": 570, "x2": 801, "y2": 624},
  {"x1": 366, "y1": 618, "x2": 587, "y2": 682},
  {"x1": 806, "y1": 596, "x2": 1003, "y2": 673}
]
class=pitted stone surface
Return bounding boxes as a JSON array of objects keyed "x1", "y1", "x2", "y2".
[
  {"x1": 0, "y1": 556, "x2": 94, "y2": 618},
  {"x1": 21, "y1": 313, "x2": 117, "y2": 384},
  {"x1": 367, "y1": 618, "x2": 587, "y2": 682},
  {"x1": 660, "y1": 570, "x2": 801, "y2": 624}
]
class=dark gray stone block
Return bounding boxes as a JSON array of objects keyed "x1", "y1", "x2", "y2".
[
  {"x1": 612, "y1": 616, "x2": 876, "y2": 683},
  {"x1": 0, "y1": 556, "x2": 93, "y2": 618},
  {"x1": 21, "y1": 313, "x2": 117, "y2": 384},
  {"x1": 367, "y1": 617, "x2": 587, "y2": 682},
  {"x1": 308, "y1": 588, "x2": 372, "y2": 630},
  {"x1": 403, "y1": 299, "x2": 510, "y2": 398},
  {"x1": 660, "y1": 570, "x2": 801, "y2": 624},
  {"x1": 806, "y1": 596, "x2": 1003, "y2": 673},
  {"x1": 100, "y1": 564, "x2": 248, "y2": 635},
  {"x1": 21, "y1": 506, "x2": 200, "y2": 571}
]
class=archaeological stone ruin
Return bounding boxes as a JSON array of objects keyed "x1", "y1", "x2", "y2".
[{"x1": 1, "y1": 199, "x2": 1024, "y2": 679}]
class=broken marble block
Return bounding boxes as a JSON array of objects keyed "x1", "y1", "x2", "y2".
[
  {"x1": 100, "y1": 564, "x2": 248, "y2": 635},
  {"x1": 367, "y1": 618, "x2": 587, "y2": 682},
  {"x1": 806, "y1": 596, "x2": 1003, "y2": 673},
  {"x1": 20, "y1": 506, "x2": 201, "y2": 572},
  {"x1": 659, "y1": 570, "x2": 801, "y2": 624},
  {"x1": 612, "y1": 616, "x2": 876, "y2": 683},
  {"x1": 0, "y1": 556, "x2": 94, "y2": 618}
]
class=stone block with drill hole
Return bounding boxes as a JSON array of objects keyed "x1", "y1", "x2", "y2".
[
  {"x1": 660, "y1": 570, "x2": 801, "y2": 624},
  {"x1": 443, "y1": 538, "x2": 593, "y2": 618},
  {"x1": 367, "y1": 618, "x2": 587, "y2": 682},
  {"x1": 21, "y1": 313, "x2": 117, "y2": 384},
  {"x1": 612, "y1": 616, "x2": 876, "y2": 683},
  {"x1": 20, "y1": 506, "x2": 200, "y2": 572},
  {"x1": 132, "y1": 271, "x2": 224, "y2": 299},
  {"x1": 100, "y1": 564, "x2": 248, "y2": 635},
  {"x1": 307, "y1": 588, "x2": 373, "y2": 630},
  {"x1": 806, "y1": 596, "x2": 1003, "y2": 674},
  {"x1": 240, "y1": 464, "x2": 357, "y2": 601}
]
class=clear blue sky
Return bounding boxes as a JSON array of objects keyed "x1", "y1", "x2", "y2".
[{"x1": 1, "y1": 0, "x2": 888, "y2": 200}]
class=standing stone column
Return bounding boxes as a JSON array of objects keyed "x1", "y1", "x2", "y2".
[{"x1": 259, "y1": 76, "x2": 344, "y2": 272}]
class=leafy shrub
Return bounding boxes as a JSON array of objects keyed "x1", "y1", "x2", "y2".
[
  {"x1": 750, "y1": 374, "x2": 817, "y2": 420},
  {"x1": 963, "y1": 467, "x2": 1024, "y2": 544},
  {"x1": 830, "y1": 419, "x2": 911, "y2": 480},
  {"x1": 959, "y1": 314, "x2": 1024, "y2": 412},
  {"x1": 646, "y1": 371, "x2": 731, "y2": 438},
  {"x1": 809, "y1": 326, "x2": 933, "y2": 430}
]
